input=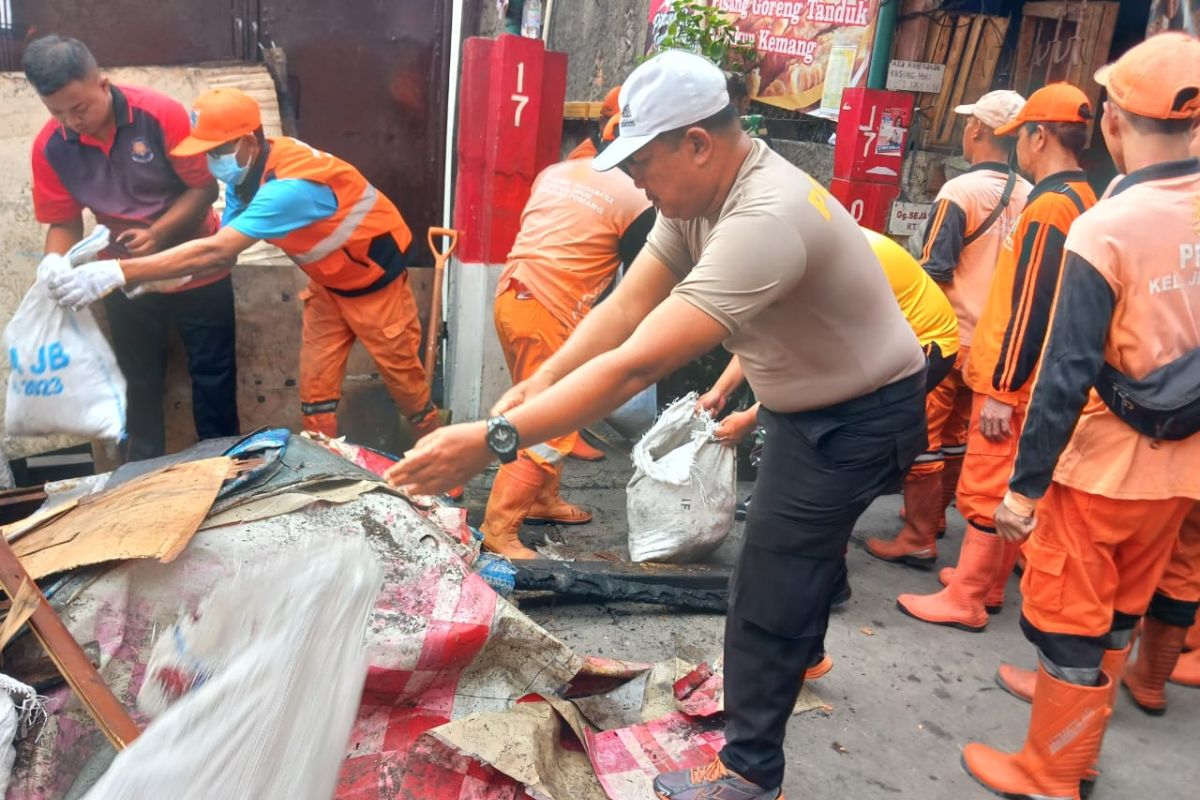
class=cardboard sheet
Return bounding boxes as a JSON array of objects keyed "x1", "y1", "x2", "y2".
[{"x1": 10, "y1": 458, "x2": 229, "y2": 580}]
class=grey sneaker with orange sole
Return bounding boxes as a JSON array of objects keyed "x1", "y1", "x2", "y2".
[{"x1": 653, "y1": 758, "x2": 783, "y2": 800}]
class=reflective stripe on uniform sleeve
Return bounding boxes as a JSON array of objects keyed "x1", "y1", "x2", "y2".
[
  {"x1": 292, "y1": 185, "x2": 379, "y2": 265},
  {"x1": 527, "y1": 442, "x2": 567, "y2": 464}
]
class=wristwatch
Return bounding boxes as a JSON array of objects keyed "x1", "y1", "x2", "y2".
[{"x1": 485, "y1": 415, "x2": 520, "y2": 463}]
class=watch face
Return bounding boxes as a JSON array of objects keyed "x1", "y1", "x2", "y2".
[{"x1": 489, "y1": 422, "x2": 518, "y2": 453}]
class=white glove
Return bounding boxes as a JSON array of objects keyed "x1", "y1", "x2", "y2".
[
  {"x1": 36, "y1": 252, "x2": 72, "y2": 282},
  {"x1": 46, "y1": 259, "x2": 126, "y2": 311}
]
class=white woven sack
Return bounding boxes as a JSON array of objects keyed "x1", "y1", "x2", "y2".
[
  {"x1": 627, "y1": 392, "x2": 736, "y2": 563},
  {"x1": 85, "y1": 539, "x2": 382, "y2": 800},
  {"x1": 4, "y1": 227, "x2": 126, "y2": 441}
]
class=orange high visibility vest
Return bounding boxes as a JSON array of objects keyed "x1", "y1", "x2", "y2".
[{"x1": 259, "y1": 137, "x2": 413, "y2": 295}]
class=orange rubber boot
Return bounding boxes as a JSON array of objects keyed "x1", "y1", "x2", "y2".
[
  {"x1": 896, "y1": 526, "x2": 1001, "y2": 632},
  {"x1": 1079, "y1": 647, "x2": 1131, "y2": 797},
  {"x1": 804, "y1": 653, "x2": 833, "y2": 681},
  {"x1": 962, "y1": 667, "x2": 1111, "y2": 800},
  {"x1": 1170, "y1": 619, "x2": 1200, "y2": 686},
  {"x1": 938, "y1": 455, "x2": 963, "y2": 538},
  {"x1": 526, "y1": 464, "x2": 593, "y2": 525},
  {"x1": 1122, "y1": 619, "x2": 1189, "y2": 715},
  {"x1": 1170, "y1": 648, "x2": 1200, "y2": 686},
  {"x1": 997, "y1": 663, "x2": 1038, "y2": 703},
  {"x1": 479, "y1": 457, "x2": 544, "y2": 560},
  {"x1": 1000, "y1": 643, "x2": 1130, "y2": 708},
  {"x1": 939, "y1": 538, "x2": 1021, "y2": 614},
  {"x1": 569, "y1": 435, "x2": 606, "y2": 462},
  {"x1": 866, "y1": 469, "x2": 941, "y2": 568}
]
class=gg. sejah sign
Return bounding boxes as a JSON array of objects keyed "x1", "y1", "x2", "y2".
[{"x1": 887, "y1": 201, "x2": 931, "y2": 237}]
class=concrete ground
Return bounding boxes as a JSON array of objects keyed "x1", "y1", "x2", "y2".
[{"x1": 466, "y1": 440, "x2": 1199, "y2": 800}]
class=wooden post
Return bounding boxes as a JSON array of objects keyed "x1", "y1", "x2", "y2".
[{"x1": 0, "y1": 537, "x2": 139, "y2": 749}]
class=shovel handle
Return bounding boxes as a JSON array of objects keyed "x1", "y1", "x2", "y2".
[
  {"x1": 427, "y1": 227, "x2": 459, "y2": 264},
  {"x1": 423, "y1": 227, "x2": 459, "y2": 387}
]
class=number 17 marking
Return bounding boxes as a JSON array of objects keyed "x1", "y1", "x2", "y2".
[{"x1": 512, "y1": 62, "x2": 530, "y2": 128}]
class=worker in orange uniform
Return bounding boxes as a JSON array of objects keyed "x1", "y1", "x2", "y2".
[
  {"x1": 961, "y1": 33, "x2": 1200, "y2": 799},
  {"x1": 564, "y1": 86, "x2": 624, "y2": 463},
  {"x1": 566, "y1": 85, "x2": 621, "y2": 162},
  {"x1": 897, "y1": 84, "x2": 1097, "y2": 633},
  {"x1": 481, "y1": 145, "x2": 655, "y2": 559},
  {"x1": 866, "y1": 90, "x2": 1030, "y2": 569},
  {"x1": 44, "y1": 88, "x2": 443, "y2": 442}
]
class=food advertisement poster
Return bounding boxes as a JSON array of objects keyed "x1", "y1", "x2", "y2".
[
  {"x1": 646, "y1": 1, "x2": 882, "y2": 116},
  {"x1": 1147, "y1": 0, "x2": 1198, "y2": 35}
]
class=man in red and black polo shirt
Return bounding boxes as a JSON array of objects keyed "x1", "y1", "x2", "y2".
[{"x1": 25, "y1": 35, "x2": 239, "y2": 461}]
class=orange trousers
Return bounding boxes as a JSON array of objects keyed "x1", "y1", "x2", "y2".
[
  {"x1": 957, "y1": 392, "x2": 1027, "y2": 531},
  {"x1": 1020, "y1": 483, "x2": 1195, "y2": 638},
  {"x1": 910, "y1": 347, "x2": 972, "y2": 478},
  {"x1": 493, "y1": 287, "x2": 578, "y2": 473},
  {"x1": 299, "y1": 273, "x2": 431, "y2": 436},
  {"x1": 1158, "y1": 503, "x2": 1200, "y2": 603}
]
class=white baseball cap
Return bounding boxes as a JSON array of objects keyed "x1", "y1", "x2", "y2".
[
  {"x1": 593, "y1": 50, "x2": 731, "y2": 172},
  {"x1": 953, "y1": 90, "x2": 1026, "y2": 130}
]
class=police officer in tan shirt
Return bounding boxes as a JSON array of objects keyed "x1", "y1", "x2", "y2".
[{"x1": 386, "y1": 51, "x2": 926, "y2": 800}]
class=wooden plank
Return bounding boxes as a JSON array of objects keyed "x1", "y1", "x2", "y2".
[
  {"x1": 919, "y1": 13, "x2": 954, "y2": 98},
  {"x1": 563, "y1": 101, "x2": 604, "y2": 120},
  {"x1": 1012, "y1": 12, "x2": 1041, "y2": 96},
  {"x1": 936, "y1": 15, "x2": 985, "y2": 145},
  {"x1": 1024, "y1": 2, "x2": 1074, "y2": 19},
  {"x1": 952, "y1": 16, "x2": 1009, "y2": 146},
  {"x1": 0, "y1": 487, "x2": 47, "y2": 509},
  {"x1": 927, "y1": 15, "x2": 974, "y2": 147},
  {"x1": 1081, "y1": 3, "x2": 1120, "y2": 144},
  {"x1": 0, "y1": 537, "x2": 139, "y2": 749}
]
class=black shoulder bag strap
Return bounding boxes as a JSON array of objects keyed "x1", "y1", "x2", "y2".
[{"x1": 962, "y1": 170, "x2": 1017, "y2": 247}]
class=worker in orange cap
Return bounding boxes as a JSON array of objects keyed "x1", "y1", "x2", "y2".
[
  {"x1": 45, "y1": 88, "x2": 444, "y2": 445},
  {"x1": 865, "y1": 90, "x2": 1030, "y2": 571},
  {"x1": 896, "y1": 83, "x2": 1096, "y2": 632},
  {"x1": 960, "y1": 33, "x2": 1200, "y2": 799},
  {"x1": 479, "y1": 131, "x2": 655, "y2": 559},
  {"x1": 567, "y1": 85, "x2": 621, "y2": 161}
]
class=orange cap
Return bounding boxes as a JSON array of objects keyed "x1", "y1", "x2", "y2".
[
  {"x1": 602, "y1": 114, "x2": 620, "y2": 143},
  {"x1": 1094, "y1": 32, "x2": 1200, "y2": 121},
  {"x1": 171, "y1": 88, "x2": 263, "y2": 157},
  {"x1": 601, "y1": 85, "x2": 621, "y2": 121},
  {"x1": 994, "y1": 83, "x2": 1092, "y2": 136}
]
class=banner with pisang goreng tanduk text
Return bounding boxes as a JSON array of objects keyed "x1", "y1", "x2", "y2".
[
  {"x1": 646, "y1": 2, "x2": 882, "y2": 116},
  {"x1": 720, "y1": 1, "x2": 881, "y2": 114}
]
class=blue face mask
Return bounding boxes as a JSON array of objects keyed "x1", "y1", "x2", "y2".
[{"x1": 207, "y1": 149, "x2": 249, "y2": 186}]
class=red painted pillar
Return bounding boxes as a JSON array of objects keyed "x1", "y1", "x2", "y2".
[
  {"x1": 454, "y1": 34, "x2": 567, "y2": 263},
  {"x1": 447, "y1": 34, "x2": 569, "y2": 421},
  {"x1": 831, "y1": 88, "x2": 914, "y2": 232}
]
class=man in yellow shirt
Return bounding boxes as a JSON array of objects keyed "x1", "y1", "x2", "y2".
[{"x1": 700, "y1": 228, "x2": 958, "y2": 444}]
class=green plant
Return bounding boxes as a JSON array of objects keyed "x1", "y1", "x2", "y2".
[{"x1": 655, "y1": 0, "x2": 759, "y2": 72}]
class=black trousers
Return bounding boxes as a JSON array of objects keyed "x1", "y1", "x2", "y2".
[
  {"x1": 720, "y1": 371, "x2": 927, "y2": 789},
  {"x1": 103, "y1": 275, "x2": 240, "y2": 462}
]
